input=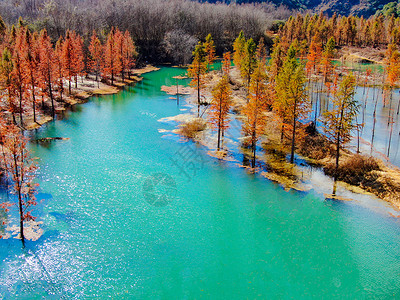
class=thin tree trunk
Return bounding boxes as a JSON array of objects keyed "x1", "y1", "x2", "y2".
[
  {"x1": 31, "y1": 79, "x2": 37, "y2": 122},
  {"x1": 19, "y1": 87, "x2": 23, "y2": 126},
  {"x1": 48, "y1": 80, "x2": 55, "y2": 118},
  {"x1": 176, "y1": 79, "x2": 179, "y2": 105},
  {"x1": 197, "y1": 75, "x2": 200, "y2": 118},
  {"x1": 388, "y1": 114, "x2": 394, "y2": 157},
  {"x1": 13, "y1": 153, "x2": 24, "y2": 247},
  {"x1": 217, "y1": 96, "x2": 222, "y2": 150},
  {"x1": 290, "y1": 99, "x2": 297, "y2": 164}
]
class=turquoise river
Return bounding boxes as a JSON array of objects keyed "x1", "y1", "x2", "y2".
[{"x1": 1, "y1": 67, "x2": 400, "y2": 299}]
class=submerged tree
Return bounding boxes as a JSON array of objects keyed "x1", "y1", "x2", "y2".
[
  {"x1": 323, "y1": 73, "x2": 358, "y2": 177},
  {"x1": 1, "y1": 124, "x2": 38, "y2": 247},
  {"x1": 209, "y1": 76, "x2": 232, "y2": 151},
  {"x1": 188, "y1": 42, "x2": 207, "y2": 117}
]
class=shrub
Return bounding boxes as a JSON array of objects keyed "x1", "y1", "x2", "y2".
[
  {"x1": 179, "y1": 118, "x2": 206, "y2": 140},
  {"x1": 324, "y1": 154, "x2": 380, "y2": 185},
  {"x1": 298, "y1": 133, "x2": 334, "y2": 160}
]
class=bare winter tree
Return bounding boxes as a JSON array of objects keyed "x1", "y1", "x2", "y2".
[
  {"x1": 0, "y1": 0, "x2": 291, "y2": 62},
  {"x1": 162, "y1": 30, "x2": 198, "y2": 65}
]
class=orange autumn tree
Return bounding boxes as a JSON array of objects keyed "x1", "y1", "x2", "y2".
[
  {"x1": 268, "y1": 37, "x2": 284, "y2": 83},
  {"x1": 122, "y1": 30, "x2": 137, "y2": 80},
  {"x1": 242, "y1": 66, "x2": 270, "y2": 167},
  {"x1": 103, "y1": 27, "x2": 121, "y2": 85},
  {"x1": 0, "y1": 124, "x2": 38, "y2": 247},
  {"x1": 188, "y1": 42, "x2": 207, "y2": 117},
  {"x1": 305, "y1": 35, "x2": 322, "y2": 77},
  {"x1": 62, "y1": 31, "x2": 74, "y2": 94},
  {"x1": 222, "y1": 51, "x2": 231, "y2": 76},
  {"x1": 38, "y1": 29, "x2": 56, "y2": 117},
  {"x1": 256, "y1": 37, "x2": 267, "y2": 70},
  {"x1": 54, "y1": 37, "x2": 64, "y2": 101},
  {"x1": 209, "y1": 76, "x2": 232, "y2": 150},
  {"x1": 115, "y1": 29, "x2": 137, "y2": 82},
  {"x1": 89, "y1": 31, "x2": 103, "y2": 87},
  {"x1": 321, "y1": 37, "x2": 336, "y2": 83},
  {"x1": 385, "y1": 43, "x2": 400, "y2": 96},
  {"x1": 204, "y1": 33, "x2": 216, "y2": 72},
  {"x1": 114, "y1": 28, "x2": 125, "y2": 81},
  {"x1": 22, "y1": 29, "x2": 39, "y2": 123},
  {"x1": 12, "y1": 26, "x2": 27, "y2": 125},
  {"x1": 61, "y1": 30, "x2": 84, "y2": 93},
  {"x1": 72, "y1": 32, "x2": 84, "y2": 88}
]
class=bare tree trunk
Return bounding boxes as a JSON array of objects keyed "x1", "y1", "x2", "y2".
[
  {"x1": 13, "y1": 153, "x2": 25, "y2": 247},
  {"x1": 197, "y1": 76, "x2": 200, "y2": 118},
  {"x1": 290, "y1": 98, "x2": 297, "y2": 164}
]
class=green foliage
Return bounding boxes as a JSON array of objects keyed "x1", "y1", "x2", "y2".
[
  {"x1": 203, "y1": 33, "x2": 216, "y2": 71},
  {"x1": 0, "y1": 48, "x2": 13, "y2": 83},
  {"x1": 377, "y1": 1, "x2": 400, "y2": 17},
  {"x1": 323, "y1": 73, "x2": 358, "y2": 151},
  {"x1": 274, "y1": 41, "x2": 309, "y2": 163},
  {"x1": 233, "y1": 31, "x2": 246, "y2": 68},
  {"x1": 240, "y1": 38, "x2": 257, "y2": 88},
  {"x1": 324, "y1": 37, "x2": 336, "y2": 56}
]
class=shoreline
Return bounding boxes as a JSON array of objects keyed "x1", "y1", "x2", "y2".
[
  {"x1": 160, "y1": 64, "x2": 400, "y2": 212},
  {"x1": 23, "y1": 65, "x2": 160, "y2": 131},
  {"x1": 0, "y1": 65, "x2": 160, "y2": 241}
]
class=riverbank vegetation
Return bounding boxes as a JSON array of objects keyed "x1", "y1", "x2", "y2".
[
  {"x1": 167, "y1": 19, "x2": 400, "y2": 209},
  {"x1": 0, "y1": 17, "x2": 139, "y2": 244},
  {"x1": 3, "y1": 0, "x2": 400, "y2": 244}
]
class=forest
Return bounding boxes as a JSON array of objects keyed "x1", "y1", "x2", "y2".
[
  {"x1": 2, "y1": 2, "x2": 400, "y2": 298},
  {"x1": 0, "y1": 18, "x2": 137, "y2": 245}
]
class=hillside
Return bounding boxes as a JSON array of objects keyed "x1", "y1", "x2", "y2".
[{"x1": 196, "y1": 0, "x2": 393, "y2": 16}]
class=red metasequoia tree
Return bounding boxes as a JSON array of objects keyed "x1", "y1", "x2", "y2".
[{"x1": 0, "y1": 124, "x2": 38, "y2": 246}]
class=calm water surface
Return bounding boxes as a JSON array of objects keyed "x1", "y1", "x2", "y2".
[{"x1": 1, "y1": 67, "x2": 400, "y2": 298}]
